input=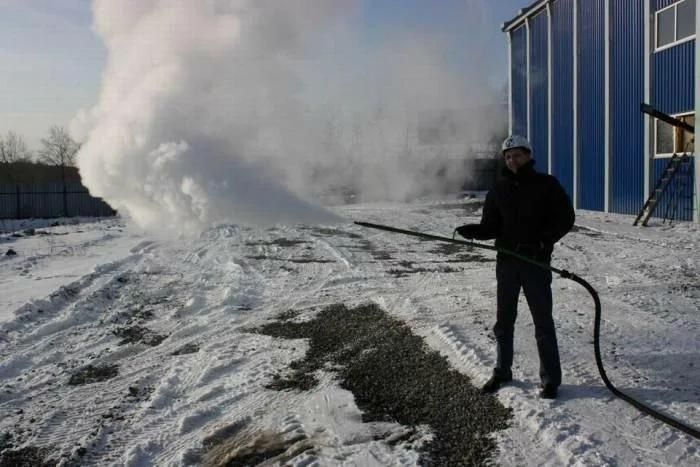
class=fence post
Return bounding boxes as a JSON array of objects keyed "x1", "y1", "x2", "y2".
[
  {"x1": 15, "y1": 184, "x2": 20, "y2": 219},
  {"x1": 63, "y1": 184, "x2": 68, "y2": 217},
  {"x1": 62, "y1": 165, "x2": 68, "y2": 217}
]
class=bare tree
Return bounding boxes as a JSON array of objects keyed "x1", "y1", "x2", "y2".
[
  {"x1": 37, "y1": 126, "x2": 80, "y2": 167},
  {"x1": 0, "y1": 131, "x2": 32, "y2": 163},
  {"x1": 37, "y1": 126, "x2": 81, "y2": 216}
]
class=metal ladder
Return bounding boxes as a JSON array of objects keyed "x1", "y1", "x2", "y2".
[
  {"x1": 662, "y1": 153, "x2": 694, "y2": 224},
  {"x1": 633, "y1": 154, "x2": 686, "y2": 226},
  {"x1": 635, "y1": 104, "x2": 695, "y2": 226}
]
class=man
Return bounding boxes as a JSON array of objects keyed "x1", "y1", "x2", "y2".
[{"x1": 456, "y1": 135, "x2": 575, "y2": 399}]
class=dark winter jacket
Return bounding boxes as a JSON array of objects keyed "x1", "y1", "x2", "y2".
[{"x1": 457, "y1": 160, "x2": 575, "y2": 260}]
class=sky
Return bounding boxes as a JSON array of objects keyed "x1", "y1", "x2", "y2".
[
  {"x1": 2, "y1": 0, "x2": 536, "y2": 233},
  {"x1": 0, "y1": 0, "x2": 532, "y2": 151}
]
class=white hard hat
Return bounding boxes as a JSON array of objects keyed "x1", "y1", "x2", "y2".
[{"x1": 501, "y1": 135, "x2": 532, "y2": 154}]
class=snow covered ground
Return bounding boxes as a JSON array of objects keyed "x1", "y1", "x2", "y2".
[
  {"x1": 0, "y1": 218, "x2": 143, "y2": 324},
  {"x1": 0, "y1": 199, "x2": 698, "y2": 466}
]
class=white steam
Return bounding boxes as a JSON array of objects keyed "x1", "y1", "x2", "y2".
[{"x1": 74, "y1": 0, "x2": 502, "y2": 235}]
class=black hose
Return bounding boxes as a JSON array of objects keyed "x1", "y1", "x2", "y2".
[{"x1": 354, "y1": 221, "x2": 700, "y2": 440}]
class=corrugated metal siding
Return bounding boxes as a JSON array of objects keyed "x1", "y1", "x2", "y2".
[
  {"x1": 651, "y1": 157, "x2": 695, "y2": 221},
  {"x1": 506, "y1": 0, "x2": 695, "y2": 220},
  {"x1": 0, "y1": 182, "x2": 115, "y2": 219},
  {"x1": 550, "y1": 0, "x2": 575, "y2": 198},
  {"x1": 577, "y1": 0, "x2": 606, "y2": 211},
  {"x1": 504, "y1": 0, "x2": 550, "y2": 30},
  {"x1": 610, "y1": 0, "x2": 646, "y2": 215},
  {"x1": 654, "y1": 0, "x2": 681, "y2": 11},
  {"x1": 529, "y1": 11, "x2": 549, "y2": 171},
  {"x1": 653, "y1": 41, "x2": 695, "y2": 114},
  {"x1": 511, "y1": 26, "x2": 528, "y2": 138},
  {"x1": 651, "y1": 9, "x2": 695, "y2": 222}
]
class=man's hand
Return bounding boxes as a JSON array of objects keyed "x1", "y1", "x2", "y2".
[{"x1": 455, "y1": 224, "x2": 479, "y2": 239}]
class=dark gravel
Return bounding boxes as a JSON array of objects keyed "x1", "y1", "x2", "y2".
[
  {"x1": 245, "y1": 255, "x2": 335, "y2": 264},
  {"x1": 570, "y1": 225, "x2": 603, "y2": 237},
  {"x1": 0, "y1": 446, "x2": 56, "y2": 467},
  {"x1": 245, "y1": 238, "x2": 309, "y2": 247},
  {"x1": 429, "y1": 243, "x2": 468, "y2": 256},
  {"x1": 253, "y1": 303, "x2": 512, "y2": 466},
  {"x1": 387, "y1": 265, "x2": 463, "y2": 277},
  {"x1": 171, "y1": 342, "x2": 200, "y2": 355},
  {"x1": 306, "y1": 228, "x2": 363, "y2": 239},
  {"x1": 68, "y1": 364, "x2": 119, "y2": 386},
  {"x1": 113, "y1": 325, "x2": 167, "y2": 346}
]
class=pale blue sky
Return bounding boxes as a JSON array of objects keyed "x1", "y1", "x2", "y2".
[{"x1": 0, "y1": 0, "x2": 532, "y2": 150}]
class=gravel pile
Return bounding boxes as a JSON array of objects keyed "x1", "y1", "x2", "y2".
[{"x1": 255, "y1": 303, "x2": 512, "y2": 466}]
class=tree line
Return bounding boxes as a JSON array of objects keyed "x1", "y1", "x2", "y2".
[
  {"x1": 0, "y1": 127, "x2": 82, "y2": 185},
  {"x1": 0, "y1": 126, "x2": 80, "y2": 167}
]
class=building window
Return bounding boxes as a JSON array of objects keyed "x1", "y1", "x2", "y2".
[
  {"x1": 656, "y1": 0, "x2": 696, "y2": 50},
  {"x1": 655, "y1": 113, "x2": 695, "y2": 157},
  {"x1": 678, "y1": 115, "x2": 695, "y2": 153},
  {"x1": 677, "y1": 0, "x2": 696, "y2": 38}
]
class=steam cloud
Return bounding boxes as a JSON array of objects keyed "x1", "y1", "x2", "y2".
[{"x1": 74, "y1": 0, "x2": 503, "y2": 235}]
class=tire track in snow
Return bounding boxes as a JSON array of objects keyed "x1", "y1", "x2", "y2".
[
  {"x1": 74, "y1": 227, "x2": 293, "y2": 466},
  {"x1": 0, "y1": 253, "x2": 145, "y2": 344},
  {"x1": 0, "y1": 239, "x2": 221, "y2": 463},
  {"x1": 99, "y1": 249, "x2": 260, "y2": 463}
]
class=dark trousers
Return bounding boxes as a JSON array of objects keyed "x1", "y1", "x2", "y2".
[{"x1": 493, "y1": 255, "x2": 561, "y2": 386}]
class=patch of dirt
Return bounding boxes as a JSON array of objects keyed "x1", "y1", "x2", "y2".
[
  {"x1": 287, "y1": 258, "x2": 335, "y2": 264},
  {"x1": 245, "y1": 255, "x2": 335, "y2": 264},
  {"x1": 445, "y1": 253, "x2": 495, "y2": 264},
  {"x1": 0, "y1": 432, "x2": 13, "y2": 452},
  {"x1": 570, "y1": 225, "x2": 603, "y2": 237},
  {"x1": 276, "y1": 310, "x2": 302, "y2": 321},
  {"x1": 245, "y1": 239, "x2": 309, "y2": 247},
  {"x1": 252, "y1": 303, "x2": 512, "y2": 466},
  {"x1": 348, "y1": 239, "x2": 393, "y2": 261},
  {"x1": 306, "y1": 228, "x2": 363, "y2": 239},
  {"x1": 203, "y1": 427, "x2": 314, "y2": 467},
  {"x1": 430, "y1": 243, "x2": 470, "y2": 256},
  {"x1": 371, "y1": 251, "x2": 393, "y2": 261},
  {"x1": 113, "y1": 326, "x2": 167, "y2": 346},
  {"x1": 171, "y1": 343, "x2": 200, "y2": 356},
  {"x1": 0, "y1": 446, "x2": 56, "y2": 467},
  {"x1": 387, "y1": 266, "x2": 463, "y2": 277},
  {"x1": 266, "y1": 371, "x2": 318, "y2": 392},
  {"x1": 126, "y1": 385, "x2": 155, "y2": 401},
  {"x1": 108, "y1": 306, "x2": 155, "y2": 326},
  {"x1": 68, "y1": 364, "x2": 119, "y2": 386}
]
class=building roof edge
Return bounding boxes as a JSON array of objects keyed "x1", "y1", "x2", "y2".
[{"x1": 502, "y1": 0, "x2": 549, "y2": 32}]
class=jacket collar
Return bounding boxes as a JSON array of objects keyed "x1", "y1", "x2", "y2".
[{"x1": 502, "y1": 159, "x2": 536, "y2": 181}]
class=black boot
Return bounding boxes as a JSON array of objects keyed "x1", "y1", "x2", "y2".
[
  {"x1": 539, "y1": 383, "x2": 558, "y2": 399},
  {"x1": 481, "y1": 374, "x2": 512, "y2": 394}
]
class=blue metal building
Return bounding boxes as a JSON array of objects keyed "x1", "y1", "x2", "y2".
[{"x1": 504, "y1": 0, "x2": 699, "y2": 223}]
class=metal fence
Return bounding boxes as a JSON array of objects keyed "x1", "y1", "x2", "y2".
[
  {"x1": 461, "y1": 158, "x2": 502, "y2": 191},
  {"x1": 0, "y1": 182, "x2": 116, "y2": 219}
]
